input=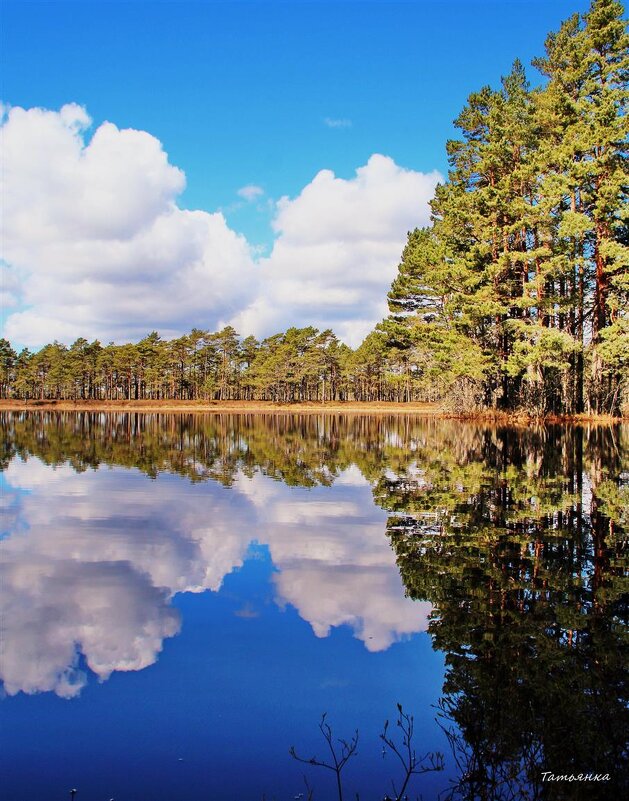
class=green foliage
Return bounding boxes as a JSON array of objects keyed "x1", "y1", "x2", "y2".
[
  {"x1": 382, "y1": 0, "x2": 628, "y2": 416},
  {"x1": 506, "y1": 323, "x2": 580, "y2": 375}
]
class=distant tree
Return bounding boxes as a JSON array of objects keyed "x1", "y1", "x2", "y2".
[{"x1": 0, "y1": 338, "x2": 17, "y2": 398}]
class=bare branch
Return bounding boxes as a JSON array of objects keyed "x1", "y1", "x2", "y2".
[
  {"x1": 289, "y1": 714, "x2": 359, "y2": 801},
  {"x1": 380, "y1": 704, "x2": 445, "y2": 801}
]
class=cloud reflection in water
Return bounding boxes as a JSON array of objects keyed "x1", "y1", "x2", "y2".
[{"x1": 1, "y1": 458, "x2": 430, "y2": 696}]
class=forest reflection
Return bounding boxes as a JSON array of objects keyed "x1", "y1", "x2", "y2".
[
  {"x1": 381, "y1": 423, "x2": 628, "y2": 800},
  {"x1": 1, "y1": 412, "x2": 627, "y2": 799}
]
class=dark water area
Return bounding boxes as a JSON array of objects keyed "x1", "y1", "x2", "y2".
[{"x1": 0, "y1": 412, "x2": 627, "y2": 801}]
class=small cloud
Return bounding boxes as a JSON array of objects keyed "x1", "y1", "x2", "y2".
[
  {"x1": 237, "y1": 184, "x2": 264, "y2": 202},
  {"x1": 234, "y1": 604, "x2": 260, "y2": 619},
  {"x1": 320, "y1": 677, "x2": 350, "y2": 689},
  {"x1": 324, "y1": 117, "x2": 352, "y2": 129}
]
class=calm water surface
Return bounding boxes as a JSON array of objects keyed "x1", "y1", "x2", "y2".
[{"x1": 0, "y1": 413, "x2": 627, "y2": 800}]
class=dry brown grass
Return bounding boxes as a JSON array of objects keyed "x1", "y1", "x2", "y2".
[
  {"x1": 0, "y1": 399, "x2": 624, "y2": 423},
  {"x1": 0, "y1": 399, "x2": 442, "y2": 414}
]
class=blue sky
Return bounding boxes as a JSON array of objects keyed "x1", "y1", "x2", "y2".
[{"x1": 1, "y1": 0, "x2": 593, "y2": 348}]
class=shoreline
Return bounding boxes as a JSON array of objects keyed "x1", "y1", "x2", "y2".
[{"x1": 0, "y1": 399, "x2": 624, "y2": 424}]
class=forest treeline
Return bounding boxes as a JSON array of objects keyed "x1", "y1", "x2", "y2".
[
  {"x1": 0, "y1": 326, "x2": 411, "y2": 404},
  {"x1": 1, "y1": 0, "x2": 627, "y2": 415}
]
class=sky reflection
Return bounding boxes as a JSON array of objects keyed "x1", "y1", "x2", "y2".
[
  {"x1": 0, "y1": 456, "x2": 429, "y2": 697},
  {"x1": 3, "y1": 415, "x2": 625, "y2": 800}
]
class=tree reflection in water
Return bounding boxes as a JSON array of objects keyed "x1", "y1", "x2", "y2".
[
  {"x1": 383, "y1": 425, "x2": 628, "y2": 800},
  {"x1": 1, "y1": 412, "x2": 627, "y2": 798}
]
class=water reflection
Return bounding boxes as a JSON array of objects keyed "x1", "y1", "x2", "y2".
[
  {"x1": 1, "y1": 412, "x2": 627, "y2": 798},
  {"x1": 1, "y1": 413, "x2": 434, "y2": 697},
  {"x1": 382, "y1": 424, "x2": 629, "y2": 800}
]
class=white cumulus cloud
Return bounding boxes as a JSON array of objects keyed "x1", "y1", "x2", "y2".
[
  {"x1": 1, "y1": 104, "x2": 258, "y2": 346},
  {"x1": 1, "y1": 104, "x2": 441, "y2": 348},
  {"x1": 232, "y1": 155, "x2": 441, "y2": 345}
]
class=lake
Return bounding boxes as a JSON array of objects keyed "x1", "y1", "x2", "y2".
[{"x1": 0, "y1": 412, "x2": 627, "y2": 801}]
